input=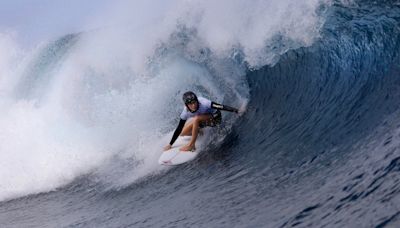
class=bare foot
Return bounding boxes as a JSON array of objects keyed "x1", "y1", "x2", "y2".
[{"x1": 180, "y1": 144, "x2": 196, "y2": 152}]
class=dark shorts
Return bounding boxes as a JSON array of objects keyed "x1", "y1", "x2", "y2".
[{"x1": 199, "y1": 110, "x2": 222, "y2": 128}]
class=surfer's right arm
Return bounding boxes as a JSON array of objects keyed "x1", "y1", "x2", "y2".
[{"x1": 164, "y1": 119, "x2": 186, "y2": 151}]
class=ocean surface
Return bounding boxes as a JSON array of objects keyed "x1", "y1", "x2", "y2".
[{"x1": 0, "y1": 0, "x2": 400, "y2": 227}]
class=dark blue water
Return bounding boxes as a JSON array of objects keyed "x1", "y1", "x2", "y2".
[{"x1": 1, "y1": 2, "x2": 400, "y2": 228}]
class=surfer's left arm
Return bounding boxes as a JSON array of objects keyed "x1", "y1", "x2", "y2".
[
  {"x1": 211, "y1": 101, "x2": 239, "y2": 113},
  {"x1": 164, "y1": 118, "x2": 186, "y2": 151}
]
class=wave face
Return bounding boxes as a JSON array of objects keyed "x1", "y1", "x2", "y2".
[{"x1": 1, "y1": 1, "x2": 400, "y2": 227}]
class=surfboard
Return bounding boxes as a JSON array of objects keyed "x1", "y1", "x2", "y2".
[{"x1": 158, "y1": 136, "x2": 200, "y2": 166}]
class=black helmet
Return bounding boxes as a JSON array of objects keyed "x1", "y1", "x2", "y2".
[
  {"x1": 182, "y1": 91, "x2": 198, "y2": 104},
  {"x1": 182, "y1": 91, "x2": 199, "y2": 112}
]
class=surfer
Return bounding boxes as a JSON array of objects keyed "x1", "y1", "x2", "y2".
[{"x1": 164, "y1": 91, "x2": 240, "y2": 152}]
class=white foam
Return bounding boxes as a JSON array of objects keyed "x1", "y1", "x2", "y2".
[{"x1": 83, "y1": 0, "x2": 328, "y2": 68}]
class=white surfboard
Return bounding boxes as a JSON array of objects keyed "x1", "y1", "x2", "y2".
[{"x1": 158, "y1": 135, "x2": 201, "y2": 166}]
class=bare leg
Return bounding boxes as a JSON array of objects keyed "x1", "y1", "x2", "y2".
[
  {"x1": 180, "y1": 119, "x2": 204, "y2": 136},
  {"x1": 180, "y1": 120, "x2": 193, "y2": 136},
  {"x1": 180, "y1": 114, "x2": 212, "y2": 151}
]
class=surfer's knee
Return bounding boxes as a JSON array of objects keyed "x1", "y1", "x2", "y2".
[{"x1": 193, "y1": 116, "x2": 200, "y2": 122}]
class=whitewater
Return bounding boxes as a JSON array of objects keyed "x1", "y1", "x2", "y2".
[{"x1": 1, "y1": 0, "x2": 400, "y2": 227}]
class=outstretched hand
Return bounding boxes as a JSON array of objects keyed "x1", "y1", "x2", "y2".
[
  {"x1": 163, "y1": 144, "x2": 172, "y2": 151},
  {"x1": 236, "y1": 106, "x2": 246, "y2": 116}
]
